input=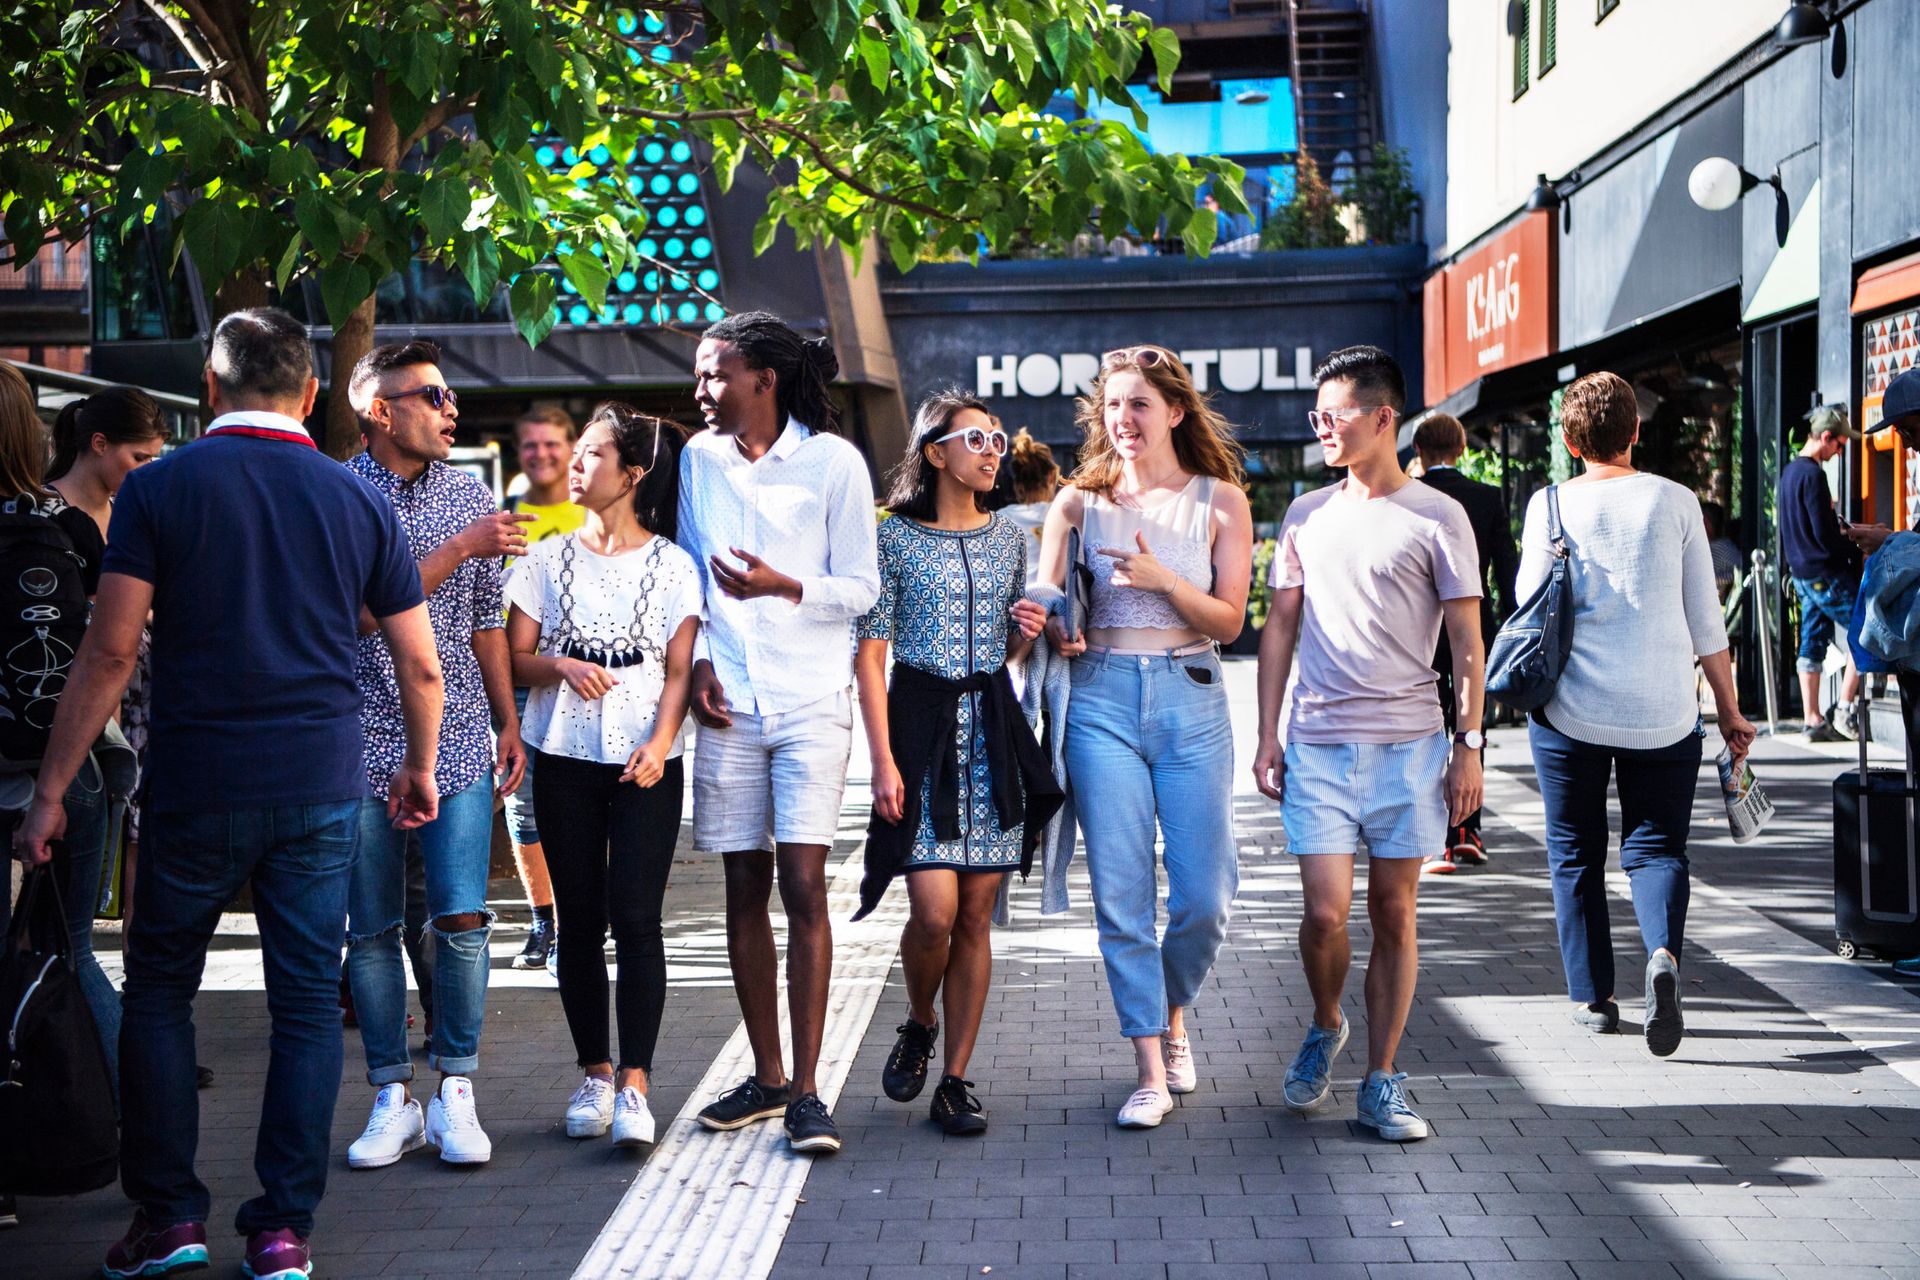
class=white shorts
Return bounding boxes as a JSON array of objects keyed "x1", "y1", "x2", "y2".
[{"x1": 691, "y1": 689, "x2": 854, "y2": 853}]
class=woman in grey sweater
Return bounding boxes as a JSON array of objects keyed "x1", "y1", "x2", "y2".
[{"x1": 1515, "y1": 372, "x2": 1755, "y2": 1058}]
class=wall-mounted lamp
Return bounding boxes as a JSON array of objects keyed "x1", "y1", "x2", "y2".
[
  {"x1": 1233, "y1": 88, "x2": 1271, "y2": 106},
  {"x1": 1688, "y1": 156, "x2": 1792, "y2": 247},
  {"x1": 1774, "y1": 2, "x2": 1832, "y2": 47},
  {"x1": 1527, "y1": 171, "x2": 1580, "y2": 213}
]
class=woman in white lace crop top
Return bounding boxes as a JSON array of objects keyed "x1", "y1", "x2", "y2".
[{"x1": 1028, "y1": 345, "x2": 1254, "y2": 1129}]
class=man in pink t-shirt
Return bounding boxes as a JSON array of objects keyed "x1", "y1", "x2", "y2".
[{"x1": 1252, "y1": 346, "x2": 1486, "y2": 1144}]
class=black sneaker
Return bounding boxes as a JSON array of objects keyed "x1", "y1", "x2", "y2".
[
  {"x1": 513, "y1": 917, "x2": 555, "y2": 970},
  {"x1": 882, "y1": 1018, "x2": 938, "y2": 1102},
  {"x1": 1572, "y1": 999, "x2": 1619, "y2": 1033},
  {"x1": 1808, "y1": 718, "x2": 1846, "y2": 743},
  {"x1": 695, "y1": 1077, "x2": 792, "y2": 1131},
  {"x1": 783, "y1": 1092, "x2": 842, "y2": 1154},
  {"x1": 929, "y1": 1076, "x2": 988, "y2": 1136}
]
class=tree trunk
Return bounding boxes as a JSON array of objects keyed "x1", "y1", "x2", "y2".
[{"x1": 325, "y1": 292, "x2": 376, "y2": 458}]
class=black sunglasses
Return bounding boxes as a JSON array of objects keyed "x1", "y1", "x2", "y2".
[{"x1": 383, "y1": 384, "x2": 458, "y2": 411}]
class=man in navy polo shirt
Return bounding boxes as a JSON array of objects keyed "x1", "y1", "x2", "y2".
[{"x1": 15, "y1": 307, "x2": 445, "y2": 1280}]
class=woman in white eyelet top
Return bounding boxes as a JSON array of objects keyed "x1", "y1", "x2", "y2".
[
  {"x1": 1029, "y1": 345, "x2": 1255, "y2": 1129},
  {"x1": 1082, "y1": 474, "x2": 1222, "y2": 633}
]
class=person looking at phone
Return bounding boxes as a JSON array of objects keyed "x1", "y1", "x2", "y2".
[{"x1": 1030, "y1": 344, "x2": 1253, "y2": 1130}]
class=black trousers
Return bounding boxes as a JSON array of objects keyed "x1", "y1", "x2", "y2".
[
  {"x1": 1435, "y1": 665, "x2": 1480, "y2": 838},
  {"x1": 532, "y1": 750, "x2": 683, "y2": 1072}
]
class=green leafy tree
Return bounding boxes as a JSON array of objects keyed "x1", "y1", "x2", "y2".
[
  {"x1": 0, "y1": 0, "x2": 1249, "y2": 454},
  {"x1": 1259, "y1": 152, "x2": 1347, "y2": 251},
  {"x1": 1352, "y1": 142, "x2": 1416, "y2": 246}
]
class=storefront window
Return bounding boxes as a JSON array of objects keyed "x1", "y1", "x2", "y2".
[{"x1": 91, "y1": 217, "x2": 195, "y2": 342}]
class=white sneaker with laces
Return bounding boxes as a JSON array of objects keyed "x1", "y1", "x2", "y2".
[
  {"x1": 566, "y1": 1075, "x2": 616, "y2": 1138},
  {"x1": 1115, "y1": 1087, "x2": 1174, "y2": 1129},
  {"x1": 1163, "y1": 1035, "x2": 1197, "y2": 1094},
  {"x1": 347, "y1": 1084, "x2": 425, "y2": 1169},
  {"x1": 425, "y1": 1076, "x2": 493, "y2": 1164},
  {"x1": 612, "y1": 1087, "x2": 655, "y2": 1147}
]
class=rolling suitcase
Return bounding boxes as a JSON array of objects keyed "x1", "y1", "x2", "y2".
[{"x1": 1832, "y1": 683, "x2": 1920, "y2": 959}]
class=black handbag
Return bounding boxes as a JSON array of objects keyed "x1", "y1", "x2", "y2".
[
  {"x1": 0, "y1": 862, "x2": 118, "y2": 1194},
  {"x1": 1486, "y1": 485, "x2": 1575, "y2": 713}
]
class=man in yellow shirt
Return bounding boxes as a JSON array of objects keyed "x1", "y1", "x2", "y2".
[{"x1": 503, "y1": 408, "x2": 584, "y2": 972}]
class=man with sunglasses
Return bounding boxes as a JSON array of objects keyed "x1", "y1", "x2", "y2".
[
  {"x1": 1253, "y1": 345, "x2": 1485, "y2": 1144},
  {"x1": 338, "y1": 340, "x2": 532, "y2": 1171}
]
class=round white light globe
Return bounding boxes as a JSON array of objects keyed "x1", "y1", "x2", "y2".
[{"x1": 1688, "y1": 156, "x2": 1746, "y2": 212}]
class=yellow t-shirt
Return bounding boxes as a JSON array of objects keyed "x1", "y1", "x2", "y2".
[{"x1": 509, "y1": 496, "x2": 587, "y2": 547}]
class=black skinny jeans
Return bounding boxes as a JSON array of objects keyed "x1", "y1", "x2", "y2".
[{"x1": 532, "y1": 749, "x2": 683, "y2": 1073}]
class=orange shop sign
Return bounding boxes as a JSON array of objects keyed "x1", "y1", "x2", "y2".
[{"x1": 1422, "y1": 210, "x2": 1558, "y2": 406}]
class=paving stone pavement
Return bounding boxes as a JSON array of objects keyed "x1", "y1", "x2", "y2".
[{"x1": 8, "y1": 661, "x2": 1920, "y2": 1279}]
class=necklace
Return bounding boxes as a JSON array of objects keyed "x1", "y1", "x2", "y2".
[{"x1": 1117, "y1": 462, "x2": 1185, "y2": 504}]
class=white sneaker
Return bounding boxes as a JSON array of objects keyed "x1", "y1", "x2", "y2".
[
  {"x1": 425, "y1": 1077, "x2": 493, "y2": 1165},
  {"x1": 347, "y1": 1084, "x2": 425, "y2": 1169},
  {"x1": 612, "y1": 1087, "x2": 655, "y2": 1147},
  {"x1": 1115, "y1": 1087, "x2": 1173, "y2": 1129},
  {"x1": 1163, "y1": 1035, "x2": 1197, "y2": 1095},
  {"x1": 566, "y1": 1075, "x2": 616, "y2": 1138}
]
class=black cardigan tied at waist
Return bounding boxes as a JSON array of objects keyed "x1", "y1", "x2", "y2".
[{"x1": 854, "y1": 662, "x2": 1064, "y2": 921}]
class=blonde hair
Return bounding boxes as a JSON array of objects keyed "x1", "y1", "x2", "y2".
[
  {"x1": 1007, "y1": 429, "x2": 1059, "y2": 503},
  {"x1": 1069, "y1": 347, "x2": 1246, "y2": 496},
  {"x1": 0, "y1": 363, "x2": 49, "y2": 501}
]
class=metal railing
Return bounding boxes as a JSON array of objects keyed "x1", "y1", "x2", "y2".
[{"x1": 4, "y1": 358, "x2": 204, "y2": 442}]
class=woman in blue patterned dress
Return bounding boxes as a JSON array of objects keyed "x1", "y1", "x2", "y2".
[{"x1": 855, "y1": 390, "x2": 1054, "y2": 1136}]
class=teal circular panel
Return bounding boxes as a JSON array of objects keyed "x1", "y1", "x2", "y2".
[
  {"x1": 568, "y1": 304, "x2": 589, "y2": 325},
  {"x1": 677, "y1": 173, "x2": 700, "y2": 195},
  {"x1": 650, "y1": 174, "x2": 671, "y2": 195},
  {"x1": 616, "y1": 271, "x2": 637, "y2": 292},
  {"x1": 683, "y1": 205, "x2": 707, "y2": 228},
  {"x1": 664, "y1": 238, "x2": 685, "y2": 259},
  {"x1": 670, "y1": 141, "x2": 692, "y2": 162},
  {"x1": 642, "y1": 142, "x2": 665, "y2": 164},
  {"x1": 656, "y1": 206, "x2": 679, "y2": 228},
  {"x1": 638, "y1": 238, "x2": 658, "y2": 258},
  {"x1": 691, "y1": 237, "x2": 712, "y2": 258},
  {"x1": 697, "y1": 269, "x2": 719, "y2": 289},
  {"x1": 705, "y1": 302, "x2": 725, "y2": 321},
  {"x1": 677, "y1": 302, "x2": 698, "y2": 323}
]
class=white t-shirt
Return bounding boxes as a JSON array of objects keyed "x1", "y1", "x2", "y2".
[
  {"x1": 1273, "y1": 478, "x2": 1481, "y2": 744},
  {"x1": 504, "y1": 533, "x2": 702, "y2": 765}
]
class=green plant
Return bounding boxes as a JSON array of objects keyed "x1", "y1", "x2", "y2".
[
  {"x1": 0, "y1": 0, "x2": 1248, "y2": 454},
  {"x1": 1260, "y1": 153, "x2": 1348, "y2": 250},
  {"x1": 1353, "y1": 143, "x2": 1417, "y2": 246},
  {"x1": 1249, "y1": 537, "x2": 1278, "y2": 630},
  {"x1": 1455, "y1": 445, "x2": 1503, "y2": 489}
]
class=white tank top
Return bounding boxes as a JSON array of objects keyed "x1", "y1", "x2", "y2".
[{"x1": 1082, "y1": 475, "x2": 1218, "y2": 631}]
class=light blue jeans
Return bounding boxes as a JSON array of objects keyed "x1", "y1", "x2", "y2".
[
  {"x1": 1064, "y1": 648, "x2": 1239, "y2": 1039},
  {"x1": 345, "y1": 777, "x2": 495, "y2": 1082}
]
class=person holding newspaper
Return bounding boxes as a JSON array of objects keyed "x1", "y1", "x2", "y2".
[{"x1": 1514, "y1": 373, "x2": 1755, "y2": 1057}]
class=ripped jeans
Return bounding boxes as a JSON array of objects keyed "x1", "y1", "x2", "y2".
[{"x1": 344, "y1": 777, "x2": 495, "y2": 1082}]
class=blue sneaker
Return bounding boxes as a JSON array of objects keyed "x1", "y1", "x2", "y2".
[
  {"x1": 1356, "y1": 1069, "x2": 1430, "y2": 1142},
  {"x1": 1894, "y1": 955, "x2": 1920, "y2": 977},
  {"x1": 1282, "y1": 1017, "x2": 1349, "y2": 1113}
]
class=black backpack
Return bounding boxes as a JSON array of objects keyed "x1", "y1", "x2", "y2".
[
  {"x1": 0, "y1": 496, "x2": 89, "y2": 767},
  {"x1": 0, "y1": 864, "x2": 118, "y2": 1194}
]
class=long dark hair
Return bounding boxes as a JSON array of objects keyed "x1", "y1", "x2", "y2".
[
  {"x1": 50, "y1": 386, "x2": 167, "y2": 481},
  {"x1": 585, "y1": 402, "x2": 681, "y2": 541},
  {"x1": 701, "y1": 311, "x2": 841, "y2": 435},
  {"x1": 885, "y1": 389, "x2": 992, "y2": 523}
]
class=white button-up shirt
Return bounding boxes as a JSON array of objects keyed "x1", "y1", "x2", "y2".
[{"x1": 677, "y1": 418, "x2": 880, "y2": 716}]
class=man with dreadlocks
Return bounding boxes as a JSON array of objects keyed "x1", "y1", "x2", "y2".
[{"x1": 678, "y1": 312, "x2": 880, "y2": 1154}]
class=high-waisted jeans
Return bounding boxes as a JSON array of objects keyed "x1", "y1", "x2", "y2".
[
  {"x1": 1064, "y1": 648, "x2": 1239, "y2": 1039},
  {"x1": 534, "y1": 750, "x2": 684, "y2": 1072},
  {"x1": 1528, "y1": 712, "x2": 1703, "y2": 1004},
  {"x1": 345, "y1": 777, "x2": 495, "y2": 1082}
]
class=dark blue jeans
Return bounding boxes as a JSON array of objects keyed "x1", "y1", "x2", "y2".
[
  {"x1": 1528, "y1": 714, "x2": 1702, "y2": 1005},
  {"x1": 120, "y1": 800, "x2": 359, "y2": 1236}
]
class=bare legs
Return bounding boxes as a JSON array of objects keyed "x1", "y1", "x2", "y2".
[
  {"x1": 1296, "y1": 855, "x2": 1422, "y2": 1073},
  {"x1": 900, "y1": 870, "x2": 1003, "y2": 1079},
  {"x1": 723, "y1": 843, "x2": 832, "y2": 1095}
]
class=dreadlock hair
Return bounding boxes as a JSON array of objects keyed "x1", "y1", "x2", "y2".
[
  {"x1": 884, "y1": 388, "x2": 993, "y2": 523},
  {"x1": 584, "y1": 401, "x2": 682, "y2": 542},
  {"x1": 701, "y1": 311, "x2": 842, "y2": 435},
  {"x1": 50, "y1": 386, "x2": 167, "y2": 481}
]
